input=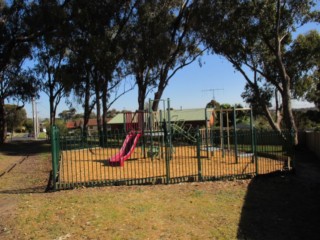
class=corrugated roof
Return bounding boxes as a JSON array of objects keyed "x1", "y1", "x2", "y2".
[{"x1": 108, "y1": 108, "x2": 215, "y2": 124}]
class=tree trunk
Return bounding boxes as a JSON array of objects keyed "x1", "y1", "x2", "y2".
[
  {"x1": 0, "y1": 98, "x2": 6, "y2": 144},
  {"x1": 281, "y1": 83, "x2": 298, "y2": 145},
  {"x1": 83, "y1": 78, "x2": 91, "y2": 137},
  {"x1": 102, "y1": 80, "x2": 109, "y2": 135},
  {"x1": 50, "y1": 95, "x2": 55, "y2": 126},
  {"x1": 152, "y1": 72, "x2": 168, "y2": 111},
  {"x1": 137, "y1": 74, "x2": 147, "y2": 111},
  {"x1": 95, "y1": 78, "x2": 102, "y2": 136},
  {"x1": 152, "y1": 89, "x2": 164, "y2": 111}
]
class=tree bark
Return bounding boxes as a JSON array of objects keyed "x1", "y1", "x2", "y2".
[
  {"x1": 281, "y1": 82, "x2": 298, "y2": 145},
  {"x1": 137, "y1": 73, "x2": 147, "y2": 111},
  {"x1": 102, "y1": 82, "x2": 108, "y2": 135}
]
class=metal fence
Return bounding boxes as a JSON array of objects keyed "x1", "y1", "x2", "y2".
[{"x1": 51, "y1": 127, "x2": 294, "y2": 190}]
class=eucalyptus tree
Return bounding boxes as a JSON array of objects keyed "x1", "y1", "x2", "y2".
[
  {"x1": 195, "y1": 0, "x2": 319, "y2": 145},
  {"x1": 33, "y1": 42, "x2": 71, "y2": 126},
  {"x1": 32, "y1": 0, "x2": 72, "y2": 126},
  {"x1": 0, "y1": 1, "x2": 39, "y2": 143},
  {"x1": 5, "y1": 104, "x2": 27, "y2": 133},
  {"x1": 128, "y1": 0, "x2": 205, "y2": 111},
  {"x1": 289, "y1": 30, "x2": 320, "y2": 110},
  {"x1": 66, "y1": 0, "x2": 137, "y2": 134},
  {"x1": 150, "y1": 0, "x2": 205, "y2": 111}
]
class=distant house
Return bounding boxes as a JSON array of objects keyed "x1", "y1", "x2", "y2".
[
  {"x1": 66, "y1": 118, "x2": 111, "y2": 134},
  {"x1": 107, "y1": 108, "x2": 215, "y2": 131}
]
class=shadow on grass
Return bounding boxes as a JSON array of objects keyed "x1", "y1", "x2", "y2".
[
  {"x1": 237, "y1": 171, "x2": 320, "y2": 239},
  {"x1": 0, "y1": 185, "x2": 49, "y2": 194},
  {"x1": 0, "y1": 140, "x2": 51, "y2": 156}
]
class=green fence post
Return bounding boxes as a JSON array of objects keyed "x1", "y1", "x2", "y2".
[
  {"x1": 250, "y1": 108, "x2": 254, "y2": 163},
  {"x1": 254, "y1": 129, "x2": 258, "y2": 176},
  {"x1": 163, "y1": 120, "x2": 170, "y2": 184},
  {"x1": 233, "y1": 107, "x2": 238, "y2": 164},
  {"x1": 51, "y1": 125, "x2": 57, "y2": 191},
  {"x1": 196, "y1": 126, "x2": 203, "y2": 181}
]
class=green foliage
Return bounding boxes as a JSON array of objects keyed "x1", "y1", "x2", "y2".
[
  {"x1": 5, "y1": 105, "x2": 27, "y2": 132},
  {"x1": 58, "y1": 108, "x2": 76, "y2": 122},
  {"x1": 206, "y1": 100, "x2": 220, "y2": 109},
  {"x1": 195, "y1": 0, "x2": 319, "y2": 143},
  {"x1": 294, "y1": 109, "x2": 320, "y2": 130},
  {"x1": 54, "y1": 119, "x2": 68, "y2": 135},
  {"x1": 290, "y1": 30, "x2": 320, "y2": 109},
  {"x1": 24, "y1": 118, "x2": 34, "y2": 133}
]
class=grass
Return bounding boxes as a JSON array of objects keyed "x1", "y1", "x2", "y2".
[{"x1": 10, "y1": 182, "x2": 247, "y2": 239}]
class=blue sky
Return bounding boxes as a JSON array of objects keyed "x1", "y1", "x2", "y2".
[{"x1": 22, "y1": 21, "x2": 319, "y2": 119}]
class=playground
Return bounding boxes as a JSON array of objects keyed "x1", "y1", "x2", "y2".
[
  {"x1": 58, "y1": 145, "x2": 284, "y2": 187},
  {"x1": 51, "y1": 99, "x2": 292, "y2": 189}
]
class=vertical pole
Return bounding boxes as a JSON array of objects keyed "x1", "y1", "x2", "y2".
[
  {"x1": 221, "y1": 110, "x2": 225, "y2": 157},
  {"x1": 149, "y1": 99, "x2": 154, "y2": 161},
  {"x1": 226, "y1": 111, "x2": 230, "y2": 150},
  {"x1": 51, "y1": 125, "x2": 57, "y2": 191},
  {"x1": 254, "y1": 128, "x2": 258, "y2": 175},
  {"x1": 32, "y1": 97, "x2": 37, "y2": 139},
  {"x1": 165, "y1": 98, "x2": 171, "y2": 184},
  {"x1": 123, "y1": 112, "x2": 126, "y2": 133},
  {"x1": 219, "y1": 109, "x2": 223, "y2": 150},
  {"x1": 196, "y1": 126, "x2": 202, "y2": 181},
  {"x1": 250, "y1": 108, "x2": 255, "y2": 163},
  {"x1": 205, "y1": 108, "x2": 209, "y2": 158},
  {"x1": 167, "y1": 98, "x2": 172, "y2": 158},
  {"x1": 233, "y1": 107, "x2": 238, "y2": 164}
]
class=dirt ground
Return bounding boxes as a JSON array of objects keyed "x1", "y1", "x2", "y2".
[{"x1": 0, "y1": 140, "x2": 320, "y2": 239}]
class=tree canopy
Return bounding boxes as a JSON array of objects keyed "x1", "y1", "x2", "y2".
[{"x1": 0, "y1": 0, "x2": 319, "y2": 145}]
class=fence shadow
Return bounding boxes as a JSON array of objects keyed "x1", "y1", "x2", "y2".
[
  {"x1": 237, "y1": 166, "x2": 320, "y2": 239},
  {"x1": 0, "y1": 185, "x2": 49, "y2": 194}
]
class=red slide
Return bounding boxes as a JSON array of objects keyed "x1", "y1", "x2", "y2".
[{"x1": 109, "y1": 131, "x2": 142, "y2": 167}]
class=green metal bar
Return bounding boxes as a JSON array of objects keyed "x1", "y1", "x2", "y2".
[
  {"x1": 149, "y1": 98, "x2": 154, "y2": 161},
  {"x1": 254, "y1": 129, "x2": 258, "y2": 175},
  {"x1": 233, "y1": 107, "x2": 238, "y2": 164},
  {"x1": 167, "y1": 98, "x2": 172, "y2": 161},
  {"x1": 165, "y1": 126, "x2": 170, "y2": 184},
  {"x1": 221, "y1": 112, "x2": 225, "y2": 158},
  {"x1": 196, "y1": 126, "x2": 202, "y2": 181},
  {"x1": 204, "y1": 108, "x2": 209, "y2": 159},
  {"x1": 250, "y1": 108, "x2": 254, "y2": 163},
  {"x1": 50, "y1": 125, "x2": 58, "y2": 191}
]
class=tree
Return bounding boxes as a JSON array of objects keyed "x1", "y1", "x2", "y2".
[
  {"x1": 31, "y1": 0, "x2": 73, "y2": 126},
  {"x1": 66, "y1": 0, "x2": 137, "y2": 135},
  {"x1": 0, "y1": 1, "x2": 39, "y2": 143},
  {"x1": 128, "y1": 0, "x2": 205, "y2": 111},
  {"x1": 195, "y1": 0, "x2": 319, "y2": 145},
  {"x1": 58, "y1": 108, "x2": 76, "y2": 122},
  {"x1": 206, "y1": 99, "x2": 220, "y2": 109},
  {"x1": 4, "y1": 104, "x2": 27, "y2": 132},
  {"x1": 34, "y1": 41, "x2": 71, "y2": 126},
  {"x1": 150, "y1": 0, "x2": 206, "y2": 111},
  {"x1": 289, "y1": 30, "x2": 320, "y2": 110}
]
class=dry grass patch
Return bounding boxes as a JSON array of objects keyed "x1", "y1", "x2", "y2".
[{"x1": 7, "y1": 181, "x2": 248, "y2": 240}]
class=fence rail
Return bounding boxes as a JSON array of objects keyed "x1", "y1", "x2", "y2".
[{"x1": 51, "y1": 127, "x2": 294, "y2": 190}]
